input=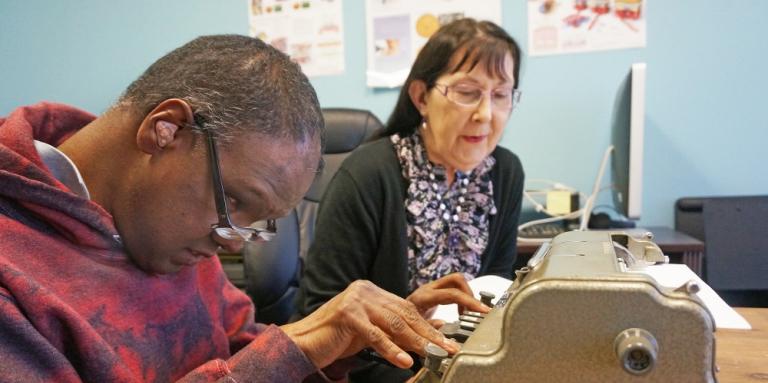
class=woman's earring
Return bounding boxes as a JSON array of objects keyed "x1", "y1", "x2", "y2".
[{"x1": 421, "y1": 120, "x2": 428, "y2": 130}]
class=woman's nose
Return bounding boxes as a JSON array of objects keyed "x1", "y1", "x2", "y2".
[{"x1": 472, "y1": 94, "x2": 493, "y2": 122}]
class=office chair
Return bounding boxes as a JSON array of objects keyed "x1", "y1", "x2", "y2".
[{"x1": 242, "y1": 108, "x2": 384, "y2": 324}]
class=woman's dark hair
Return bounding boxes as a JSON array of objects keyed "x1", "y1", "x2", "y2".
[{"x1": 383, "y1": 18, "x2": 522, "y2": 137}]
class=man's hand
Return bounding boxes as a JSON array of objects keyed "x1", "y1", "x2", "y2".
[
  {"x1": 281, "y1": 280, "x2": 458, "y2": 370},
  {"x1": 406, "y1": 273, "x2": 490, "y2": 318}
]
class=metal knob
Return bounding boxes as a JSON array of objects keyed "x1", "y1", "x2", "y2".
[
  {"x1": 614, "y1": 328, "x2": 658, "y2": 375},
  {"x1": 424, "y1": 342, "x2": 448, "y2": 376},
  {"x1": 479, "y1": 291, "x2": 496, "y2": 307}
]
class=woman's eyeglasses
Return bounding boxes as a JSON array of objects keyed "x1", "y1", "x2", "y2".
[{"x1": 433, "y1": 83, "x2": 521, "y2": 111}]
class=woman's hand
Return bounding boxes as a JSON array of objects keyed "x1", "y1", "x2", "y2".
[
  {"x1": 406, "y1": 273, "x2": 491, "y2": 318},
  {"x1": 281, "y1": 280, "x2": 459, "y2": 370}
]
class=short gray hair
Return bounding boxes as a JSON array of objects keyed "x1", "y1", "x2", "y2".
[{"x1": 118, "y1": 34, "x2": 323, "y2": 147}]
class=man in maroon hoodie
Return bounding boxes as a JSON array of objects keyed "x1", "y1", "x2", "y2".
[{"x1": 0, "y1": 35, "x2": 486, "y2": 382}]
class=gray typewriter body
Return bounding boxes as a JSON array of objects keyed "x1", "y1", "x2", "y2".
[{"x1": 415, "y1": 230, "x2": 717, "y2": 382}]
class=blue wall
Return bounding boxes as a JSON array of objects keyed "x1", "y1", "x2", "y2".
[{"x1": 2, "y1": 1, "x2": 766, "y2": 227}]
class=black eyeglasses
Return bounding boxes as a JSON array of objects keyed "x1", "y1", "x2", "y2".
[{"x1": 203, "y1": 128, "x2": 276, "y2": 242}]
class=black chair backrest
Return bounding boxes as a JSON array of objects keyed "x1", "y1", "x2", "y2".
[{"x1": 242, "y1": 108, "x2": 384, "y2": 325}]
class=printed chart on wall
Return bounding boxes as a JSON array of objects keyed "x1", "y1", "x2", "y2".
[
  {"x1": 365, "y1": 0, "x2": 502, "y2": 88},
  {"x1": 249, "y1": 0, "x2": 345, "y2": 77},
  {"x1": 528, "y1": 0, "x2": 646, "y2": 56}
]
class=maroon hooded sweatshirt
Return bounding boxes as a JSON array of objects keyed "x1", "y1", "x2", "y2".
[{"x1": 0, "y1": 103, "x2": 318, "y2": 382}]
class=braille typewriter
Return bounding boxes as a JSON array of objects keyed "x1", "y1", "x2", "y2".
[{"x1": 413, "y1": 230, "x2": 717, "y2": 383}]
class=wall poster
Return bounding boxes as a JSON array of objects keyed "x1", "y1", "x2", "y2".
[
  {"x1": 250, "y1": 0, "x2": 345, "y2": 77},
  {"x1": 528, "y1": 0, "x2": 646, "y2": 56},
  {"x1": 365, "y1": 0, "x2": 502, "y2": 88}
]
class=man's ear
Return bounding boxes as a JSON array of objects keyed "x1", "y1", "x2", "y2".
[
  {"x1": 408, "y1": 80, "x2": 429, "y2": 118},
  {"x1": 136, "y1": 98, "x2": 195, "y2": 155}
]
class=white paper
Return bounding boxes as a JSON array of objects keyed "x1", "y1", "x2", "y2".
[
  {"x1": 365, "y1": 0, "x2": 502, "y2": 88},
  {"x1": 631, "y1": 264, "x2": 752, "y2": 330},
  {"x1": 249, "y1": 0, "x2": 345, "y2": 77},
  {"x1": 431, "y1": 265, "x2": 752, "y2": 330}
]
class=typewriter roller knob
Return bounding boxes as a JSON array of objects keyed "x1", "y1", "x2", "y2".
[
  {"x1": 479, "y1": 291, "x2": 496, "y2": 307},
  {"x1": 614, "y1": 328, "x2": 658, "y2": 375},
  {"x1": 424, "y1": 342, "x2": 449, "y2": 376}
]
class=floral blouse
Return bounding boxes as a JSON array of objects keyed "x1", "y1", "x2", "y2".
[{"x1": 392, "y1": 132, "x2": 497, "y2": 292}]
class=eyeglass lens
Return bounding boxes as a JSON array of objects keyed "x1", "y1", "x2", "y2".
[
  {"x1": 437, "y1": 84, "x2": 520, "y2": 110},
  {"x1": 204, "y1": 127, "x2": 277, "y2": 243}
]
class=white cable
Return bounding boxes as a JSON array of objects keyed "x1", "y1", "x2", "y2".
[
  {"x1": 579, "y1": 145, "x2": 615, "y2": 231},
  {"x1": 523, "y1": 186, "x2": 586, "y2": 218},
  {"x1": 519, "y1": 209, "x2": 583, "y2": 230},
  {"x1": 526, "y1": 178, "x2": 579, "y2": 192},
  {"x1": 523, "y1": 190, "x2": 546, "y2": 213}
]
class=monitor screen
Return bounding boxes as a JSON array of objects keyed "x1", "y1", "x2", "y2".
[{"x1": 610, "y1": 63, "x2": 645, "y2": 220}]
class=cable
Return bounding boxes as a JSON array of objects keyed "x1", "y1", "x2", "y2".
[
  {"x1": 520, "y1": 158, "x2": 616, "y2": 243},
  {"x1": 579, "y1": 145, "x2": 615, "y2": 231},
  {"x1": 523, "y1": 183, "x2": 587, "y2": 218},
  {"x1": 525, "y1": 178, "x2": 579, "y2": 192},
  {"x1": 523, "y1": 190, "x2": 547, "y2": 213}
]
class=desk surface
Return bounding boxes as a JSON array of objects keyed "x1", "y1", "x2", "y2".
[{"x1": 718, "y1": 308, "x2": 768, "y2": 382}]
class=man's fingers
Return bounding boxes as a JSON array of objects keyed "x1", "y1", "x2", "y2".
[
  {"x1": 377, "y1": 302, "x2": 458, "y2": 356},
  {"x1": 352, "y1": 315, "x2": 414, "y2": 368},
  {"x1": 427, "y1": 318, "x2": 446, "y2": 329}
]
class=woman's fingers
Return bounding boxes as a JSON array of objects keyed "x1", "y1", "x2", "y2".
[
  {"x1": 414, "y1": 288, "x2": 490, "y2": 314},
  {"x1": 432, "y1": 273, "x2": 474, "y2": 296}
]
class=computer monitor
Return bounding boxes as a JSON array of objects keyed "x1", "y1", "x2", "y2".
[{"x1": 610, "y1": 62, "x2": 646, "y2": 221}]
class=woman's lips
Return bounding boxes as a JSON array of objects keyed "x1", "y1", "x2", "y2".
[{"x1": 462, "y1": 135, "x2": 487, "y2": 143}]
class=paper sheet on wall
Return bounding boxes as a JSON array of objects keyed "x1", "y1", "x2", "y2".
[
  {"x1": 365, "y1": 0, "x2": 502, "y2": 88},
  {"x1": 432, "y1": 265, "x2": 751, "y2": 330},
  {"x1": 249, "y1": 0, "x2": 345, "y2": 77},
  {"x1": 527, "y1": 0, "x2": 646, "y2": 56}
]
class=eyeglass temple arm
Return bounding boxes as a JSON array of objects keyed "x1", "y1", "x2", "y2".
[{"x1": 204, "y1": 129, "x2": 234, "y2": 226}]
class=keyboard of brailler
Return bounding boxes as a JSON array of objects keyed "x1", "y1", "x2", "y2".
[{"x1": 440, "y1": 291, "x2": 495, "y2": 345}]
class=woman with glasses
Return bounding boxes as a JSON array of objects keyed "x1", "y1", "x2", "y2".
[{"x1": 296, "y1": 18, "x2": 525, "y2": 382}]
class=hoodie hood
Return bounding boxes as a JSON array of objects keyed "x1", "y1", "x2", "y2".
[{"x1": 0, "y1": 102, "x2": 119, "y2": 249}]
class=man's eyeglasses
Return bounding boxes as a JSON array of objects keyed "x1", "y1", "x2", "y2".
[
  {"x1": 433, "y1": 83, "x2": 522, "y2": 111},
  {"x1": 203, "y1": 128, "x2": 276, "y2": 243}
]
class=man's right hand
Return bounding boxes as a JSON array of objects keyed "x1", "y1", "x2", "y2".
[{"x1": 280, "y1": 280, "x2": 459, "y2": 370}]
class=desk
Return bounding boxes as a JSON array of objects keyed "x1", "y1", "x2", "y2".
[
  {"x1": 517, "y1": 226, "x2": 706, "y2": 276},
  {"x1": 717, "y1": 308, "x2": 768, "y2": 382}
]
